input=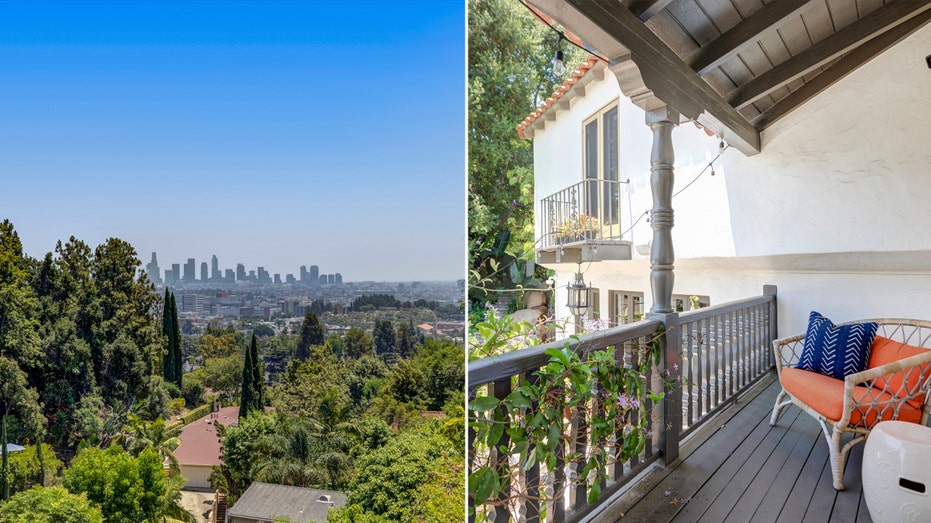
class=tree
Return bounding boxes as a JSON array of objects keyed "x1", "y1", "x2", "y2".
[
  {"x1": 343, "y1": 328, "x2": 374, "y2": 359},
  {"x1": 468, "y1": 0, "x2": 585, "y2": 317},
  {"x1": 395, "y1": 322, "x2": 414, "y2": 358},
  {"x1": 0, "y1": 486, "x2": 103, "y2": 523},
  {"x1": 250, "y1": 332, "x2": 264, "y2": 410},
  {"x1": 162, "y1": 289, "x2": 175, "y2": 385},
  {"x1": 170, "y1": 292, "x2": 183, "y2": 388},
  {"x1": 329, "y1": 425, "x2": 460, "y2": 522},
  {"x1": 239, "y1": 341, "x2": 255, "y2": 420},
  {"x1": 63, "y1": 446, "x2": 167, "y2": 523},
  {"x1": 373, "y1": 320, "x2": 395, "y2": 355},
  {"x1": 0, "y1": 357, "x2": 43, "y2": 501},
  {"x1": 5, "y1": 443, "x2": 62, "y2": 495},
  {"x1": 91, "y1": 238, "x2": 160, "y2": 402},
  {"x1": 412, "y1": 339, "x2": 465, "y2": 411},
  {"x1": 0, "y1": 220, "x2": 41, "y2": 369},
  {"x1": 295, "y1": 311, "x2": 324, "y2": 361}
]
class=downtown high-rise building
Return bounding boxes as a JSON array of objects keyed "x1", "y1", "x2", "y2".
[
  {"x1": 299, "y1": 266, "x2": 308, "y2": 285},
  {"x1": 183, "y1": 258, "x2": 195, "y2": 283},
  {"x1": 200, "y1": 262, "x2": 208, "y2": 282},
  {"x1": 225, "y1": 268, "x2": 235, "y2": 282},
  {"x1": 236, "y1": 263, "x2": 246, "y2": 282},
  {"x1": 310, "y1": 265, "x2": 319, "y2": 285},
  {"x1": 211, "y1": 255, "x2": 219, "y2": 281},
  {"x1": 335, "y1": 272, "x2": 342, "y2": 285},
  {"x1": 171, "y1": 263, "x2": 181, "y2": 285},
  {"x1": 146, "y1": 253, "x2": 162, "y2": 285}
]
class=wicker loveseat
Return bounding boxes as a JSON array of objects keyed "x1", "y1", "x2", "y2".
[{"x1": 770, "y1": 319, "x2": 931, "y2": 490}]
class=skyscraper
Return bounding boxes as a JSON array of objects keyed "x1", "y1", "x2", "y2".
[
  {"x1": 236, "y1": 263, "x2": 246, "y2": 282},
  {"x1": 225, "y1": 268, "x2": 235, "y2": 282},
  {"x1": 327, "y1": 274, "x2": 335, "y2": 285},
  {"x1": 171, "y1": 264, "x2": 181, "y2": 285},
  {"x1": 211, "y1": 255, "x2": 219, "y2": 281},
  {"x1": 183, "y1": 258, "x2": 195, "y2": 283},
  {"x1": 299, "y1": 266, "x2": 308, "y2": 285},
  {"x1": 200, "y1": 262, "x2": 208, "y2": 282},
  {"x1": 310, "y1": 265, "x2": 319, "y2": 285},
  {"x1": 335, "y1": 272, "x2": 343, "y2": 285},
  {"x1": 146, "y1": 252, "x2": 162, "y2": 285},
  {"x1": 274, "y1": 273, "x2": 281, "y2": 285}
]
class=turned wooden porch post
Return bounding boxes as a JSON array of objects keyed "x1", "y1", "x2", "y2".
[
  {"x1": 646, "y1": 107, "x2": 677, "y2": 313},
  {"x1": 644, "y1": 106, "x2": 682, "y2": 463}
]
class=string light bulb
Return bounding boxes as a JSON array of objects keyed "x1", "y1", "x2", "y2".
[
  {"x1": 553, "y1": 34, "x2": 565, "y2": 76},
  {"x1": 718, "y1": 139, "x2": 726, "y2": 155}
]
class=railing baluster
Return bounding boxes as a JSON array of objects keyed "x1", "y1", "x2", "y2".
[
  {"x1": 491, "y1": 378, "x2": 511, "y2": 523},
  {"x1": 523, "y1": 371, "x2": 541, "y2": 522},
  {"x1": 687, "y1": 321, "x2": 695, "y2": 427},
  {"x1": 553, "y1": 385, "x2": 566, "y2": 523}
]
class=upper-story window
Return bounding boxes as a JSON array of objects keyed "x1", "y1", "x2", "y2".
[{"x1": 583, "y1": 102, "x2": 620, "y2": 226}]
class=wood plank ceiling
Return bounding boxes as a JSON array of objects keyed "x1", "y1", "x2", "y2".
[{"x1": 534, "y1": 0, "x2": 931, "y2": 154}]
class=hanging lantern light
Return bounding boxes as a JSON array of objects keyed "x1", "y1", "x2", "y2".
[
  {"x1": 567, "y1": 271, "x2": 590, "y2": 317},
  {"x1": 553, "y1": 34, "x2": 566, "y2": 76}
]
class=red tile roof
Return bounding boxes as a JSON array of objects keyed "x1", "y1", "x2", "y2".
[
  {"x1": 517, "y1": 55, "x2": 601, "y2": 139},
  {"x1": 174, "y1": 406, "x2": 240, "y2": 467}
]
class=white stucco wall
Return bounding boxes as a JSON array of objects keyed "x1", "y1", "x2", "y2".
[
  {"x1": 531, "y1": 66, "x2": 735, "y2": 260},
  {"x1": 724, "y1": 23, "x2": 931, "y2": 256}
]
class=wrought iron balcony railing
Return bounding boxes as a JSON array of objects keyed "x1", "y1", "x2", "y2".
[{"x1": 539, "y1": 179, "x2": 627, "y2": 250}]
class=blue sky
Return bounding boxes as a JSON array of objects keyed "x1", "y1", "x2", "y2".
[{"x1": 0, "y1": 1, "x2": 464, "y2": 282}]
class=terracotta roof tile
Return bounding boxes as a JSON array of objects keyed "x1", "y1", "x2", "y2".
[{"x1": 517, "y1": 55, "x2": 602, "y2": 139}]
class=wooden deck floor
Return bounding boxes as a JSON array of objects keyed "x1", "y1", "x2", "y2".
[{"x1": 589, "y1": 373, "x2": 873, "y2": 523}]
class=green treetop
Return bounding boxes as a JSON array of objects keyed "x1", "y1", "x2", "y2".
[{"x1": 295, "y1": 311, "x2": 325, "y2": 361}]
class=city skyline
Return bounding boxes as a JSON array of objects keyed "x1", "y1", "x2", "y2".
[
  {"x1": 145, "y1": 251, "x2": 356, "y2": 285},
  {"x1": 0, "y1": 1, "x2": 465, "y2": 282}
]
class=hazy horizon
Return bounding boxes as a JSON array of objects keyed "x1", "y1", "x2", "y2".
[{"x1": 0, "y1": 1, "x2": 465, "y2": 282}]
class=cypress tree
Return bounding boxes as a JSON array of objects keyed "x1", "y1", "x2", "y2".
[
  {"x1": 170, "y1": 293, "x2": 183, "y2": 388},
  {"x1": 295, "y1": 311, "x2": 325, "y2": 361},
  {"x1": 250, "y1": 332, "x2": 263, "y2": 409},
  {"x1": 239, "y1": 343, "x2": 254, "y2": 419},
  {"x1": 161, "y1": 289, "x2": 175, "y2": 384}
]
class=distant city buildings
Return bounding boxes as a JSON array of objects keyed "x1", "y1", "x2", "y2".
[
  {"x1": 149, "y1": 252, "x2": 354, "y2": 291},
  {"x1": 145, "y1": 252, "x2": 162, "y2": 285},
  {"x1": 183, "y1": 258, "x2": 195, "y2": 283}
]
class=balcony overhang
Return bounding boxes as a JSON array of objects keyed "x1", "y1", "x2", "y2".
[{"x1": 537, "y1": 239, "x2": 632, "y2": 266}]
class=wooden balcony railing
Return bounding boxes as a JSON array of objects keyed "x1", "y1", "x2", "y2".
[{"x1": 468, "y1": 287, "x2": 778, "y2": 522}]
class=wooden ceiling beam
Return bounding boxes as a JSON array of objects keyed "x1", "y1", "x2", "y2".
[
  {"x1": 629, "y1": 0, "x2": 676, "y2": 22},
  {"x1": 728, "y1": 1, "x2": 931, "y2": 110},
  {"x1": 751, "y1": 10, "x2": 931, "y2": 130},
  {"x1": 690, "y1": 0, "x2": 818, "y2": 76},
  {"x1": 565, "y1": 0, "x2": 760, "y2": 153}
]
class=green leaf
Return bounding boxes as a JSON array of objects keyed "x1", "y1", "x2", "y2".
[
  {"x1": 588, "y1": 481, "x2": 602, "y2": 504},
  {"x1": 469, "y1": 467, "x2": 499, "y2": 505},
  {"x1": 470, "y1": 396, "x2": 500, "y2": 412},
  {"x1": 505, "y1": 390, "x2": 532, "y2": 409}
]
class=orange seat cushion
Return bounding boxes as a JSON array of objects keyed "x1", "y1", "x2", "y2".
[
  {"x1": 867, "y1": 336, "x2": 931, "y2": 409},
  {"x1": 781, "y1": 367, "x2": 923, "y2": 428}
]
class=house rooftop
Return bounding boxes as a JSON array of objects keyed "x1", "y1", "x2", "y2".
[
  {"x1": 228, "y1": 482, "x2": 347, "y2": 523},
  {"x1": 173, "y1": 405, "x2": 239, "y2": 467},
  {"x1": 516, "y1": 55, "x2": 603, "y2": 139}
]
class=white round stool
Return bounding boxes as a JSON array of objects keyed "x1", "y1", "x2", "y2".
[{"x1": 862, "y1": 421, "x2": 931, "y2": 523}]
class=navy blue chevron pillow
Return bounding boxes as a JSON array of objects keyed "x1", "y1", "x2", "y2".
[{"x1": 797, "y1": 311, "x2": 878, "y2": 379}]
